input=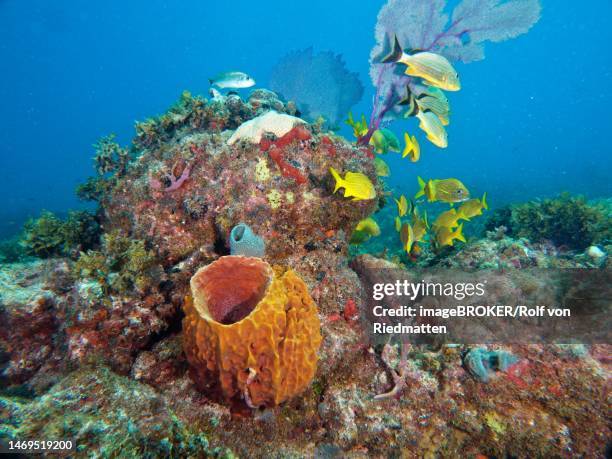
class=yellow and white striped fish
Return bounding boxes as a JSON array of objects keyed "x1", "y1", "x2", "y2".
[{"x1": 382, "y1": 35, "x2": 460, "y2": 91}]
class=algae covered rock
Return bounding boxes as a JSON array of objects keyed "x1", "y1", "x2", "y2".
[
  {"x1": 485, "y1": 193, "x2": 611, "y2": 250},
  {"x1": 21, "y1": 210, "x2": 99, "y2": 259},
  {"x1": 98, "y1": 90, "x2": 379, "y2": 266},
  {"x1": 0, "y1": 366, "x2": 223, "y2": 457}
]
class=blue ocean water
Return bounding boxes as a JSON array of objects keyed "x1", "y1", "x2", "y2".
[{"x1": 0, "y1": 0, "x2": 610, "y2": 239}]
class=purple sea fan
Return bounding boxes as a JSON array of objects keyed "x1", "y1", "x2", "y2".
[
  {"x1": 269, "y1": 48, "x2": 364, "y2": 128},
  {"x1": 366, "y1": 0, "x2": 541, "y2": 133}
]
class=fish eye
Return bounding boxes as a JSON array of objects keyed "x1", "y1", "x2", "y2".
[{"x1": 456, "y1": 189, "x2": 463, "y2": 195}]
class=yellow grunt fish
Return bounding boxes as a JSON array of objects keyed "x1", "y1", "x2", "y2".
[
  {"x1": 401, "y1": 85, "x2": 450, "y2": 126},
  {"x1": 400, "y1": 222, "x2": 415, "y2": 253},
  {"x1": 355, "y1": 217, "x2": 381, "y2": 236},
  {"x1": 402, "y1": 132, "x2": 421, "y2": 162},
  {"x1": 412, "y1": 213, "x2": 428, "y2": 243},
  {"x1": 382, "y1": 35, "x2": 460, "y2": 91},
  {"x1": 415, "y1": 176, "x2": 470, "y2": 203},
  {"x1": 416, "y1": 110, "x2": 448, "y2": 148},
  {"x1": 369, "y1": 129, "x2": 387, "y2": 154},
  {"x1": 432, "y1": 208, "x2": 461, "y2": 231},
  {"x1": 458, "y1": 193, "x2": 488, "y2": 220},
  {"x1": 395, "y1": 195, "x2": 409, "y2": 216},
  {"x1": 374, "y1": 157, "x2": 390, "y2": 177},
  {"x1": 329, "y1": 167, "x2": 376, "y2": 201},
  {"x1": 415, "y1": 95, "x2": 450, "y2": 126},
  {"x1": 351, "y1": 217, "x2": 381, "y2": 243},
  {"x1": 369, "y1": 128, "x2": 400, "y2": 154},
  {"x1": 435, "y1": 223, "x2": 466, "y2": 247}
]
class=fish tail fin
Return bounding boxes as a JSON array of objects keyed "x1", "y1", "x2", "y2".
[
  {"x1": 381, "y1": 34, "x2": 403, "y2": 63},
  {"x1": 329, "y1": 167, "x2": 344, "y2": 193},
  {"x1": 415, "y1": 176, "x2": 426, "y2": 199},
  {"x1": 455, "y1": 223, "x2": 466, "y2": 243},
  {"x1": 457, "y1": 211, "x2": 470, "y2": 222},
  {"x1": 482, "y1": 192, "x2": 488, "y2": 210},
  {"x1": 402, "y1": 133, "x2": 412, "y2": 158},
  {"x1": 208, "y1": 78, "x2": 214, "y2": 85},
  {"x1": 398, "y1": 86, "x2": 413, "y2": 106}
]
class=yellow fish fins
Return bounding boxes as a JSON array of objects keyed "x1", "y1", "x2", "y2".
[
  {"x1": 415, "y1": 176, "x2": 434, "y2": 202},
  {"x1": 402, "y1": 132, "x2": 420, "y2": 162},
  {"x1": 329, "y1": 167, "x2": 376, "y2": 201},
  {"x1": 400, "y1": 222, "x2": 415, "y2": 254},
  {"x1": 457, "y1": 192, "x2": 489, "y2": 220},
  {"x1": 394, "y1": 195, "x2": 409, "y2": 217},
  {"x1": 435, "y1": 223, "x2": 466, "y2": 247},
  {"x1": 411, "y1": 211, "x2": 428, "y2": 243},
  {"x1": 432, "y1": 208, "x2": 461, "y2": 231},
  {"x1": 346, "y1": 112, "x2": 369, "y2": 139}
]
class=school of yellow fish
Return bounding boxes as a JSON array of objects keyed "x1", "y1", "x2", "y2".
[{"x1": 335, "y1": 32, "x2": 489, "y2": 258}]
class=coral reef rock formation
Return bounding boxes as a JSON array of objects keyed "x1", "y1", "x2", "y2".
[
  {"x1": 182, "y1": 256, "x2": 322, "y2": 407},
  {"x1": 100, "y1": 90, "x2": 378, "y2": 266}
]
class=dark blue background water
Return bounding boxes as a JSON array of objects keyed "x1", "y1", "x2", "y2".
[{"x1": 1, "y1": 0, "x2": 610, "y2": 238}]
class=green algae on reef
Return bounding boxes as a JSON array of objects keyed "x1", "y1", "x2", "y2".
[
  {"x1": 0, "y1": 365, "x2": 233, "y2": 458},
  {"x1": 485, "y1": 193, "x2": 611, "y2": 250}
]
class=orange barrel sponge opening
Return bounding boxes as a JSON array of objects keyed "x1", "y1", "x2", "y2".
[{"x1": 182, "y1": 255, "x2": 322, "y2": 408}]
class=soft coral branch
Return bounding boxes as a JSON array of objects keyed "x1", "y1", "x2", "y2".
[
  {"x1": 367, "y1": 0, "x2": 541, "y2": 121},
  {"x1": 374, "y1": 340, "x2": 416, "y2": 400},
  {"x1": 149, "y1": 163, "x2": 192, "y2": 192}
]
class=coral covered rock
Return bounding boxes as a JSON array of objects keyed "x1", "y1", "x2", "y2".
[
  {"x1": 0, "y1": 366, "x2": 221, "y2": 457},
  {"x1": 182, "y1": 256, "x2": 321, "y2": 407},
  {"x1": 99, "y1": 91, "x2": 378, "y2": 265},
  {"x1": 0, "y1": 260, "x2": 60, "y2": 386}
]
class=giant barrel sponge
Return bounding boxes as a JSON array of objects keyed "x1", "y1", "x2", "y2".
[{"x1": 182, "y1": 256, "x2": 321, "y2": 407}]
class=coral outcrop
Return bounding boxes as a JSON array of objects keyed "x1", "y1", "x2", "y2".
[
  {"x1": 98, "y1": 90, "x2": 378, "y2": 265},
  {"x1": 0, "y1": 366, "x2": 223, "y2": 457},
  {"x1": 182, "y1": 256, "x2": 321, "y2": 407}
]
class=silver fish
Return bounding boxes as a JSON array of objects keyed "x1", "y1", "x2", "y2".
[{"x1": 209, "y1": 71, "x2": 255, "y2": 89}]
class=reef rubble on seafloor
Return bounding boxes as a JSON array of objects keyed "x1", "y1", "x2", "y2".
[{"x1": 0, "y1": 88, "x2": 610, "y2": 458}]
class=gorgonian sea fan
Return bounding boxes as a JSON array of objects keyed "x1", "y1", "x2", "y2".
[
  {"x1": 269, "y1": 48, "x2": 364, "y2": 128},
  {"x1": 367, "y1": 0, "x2": 541, "y2": 131}
]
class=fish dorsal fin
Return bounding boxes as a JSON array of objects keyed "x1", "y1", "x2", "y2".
[
  {"x1": 398, "y1": 86, "x2": 413, "y2": 106},
  {"x1": 405, "y1": 48, "x2": 423, "y2": 55},
  {"x1": 381, "y1": 34, "x2": 404, "y2": 64}
]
